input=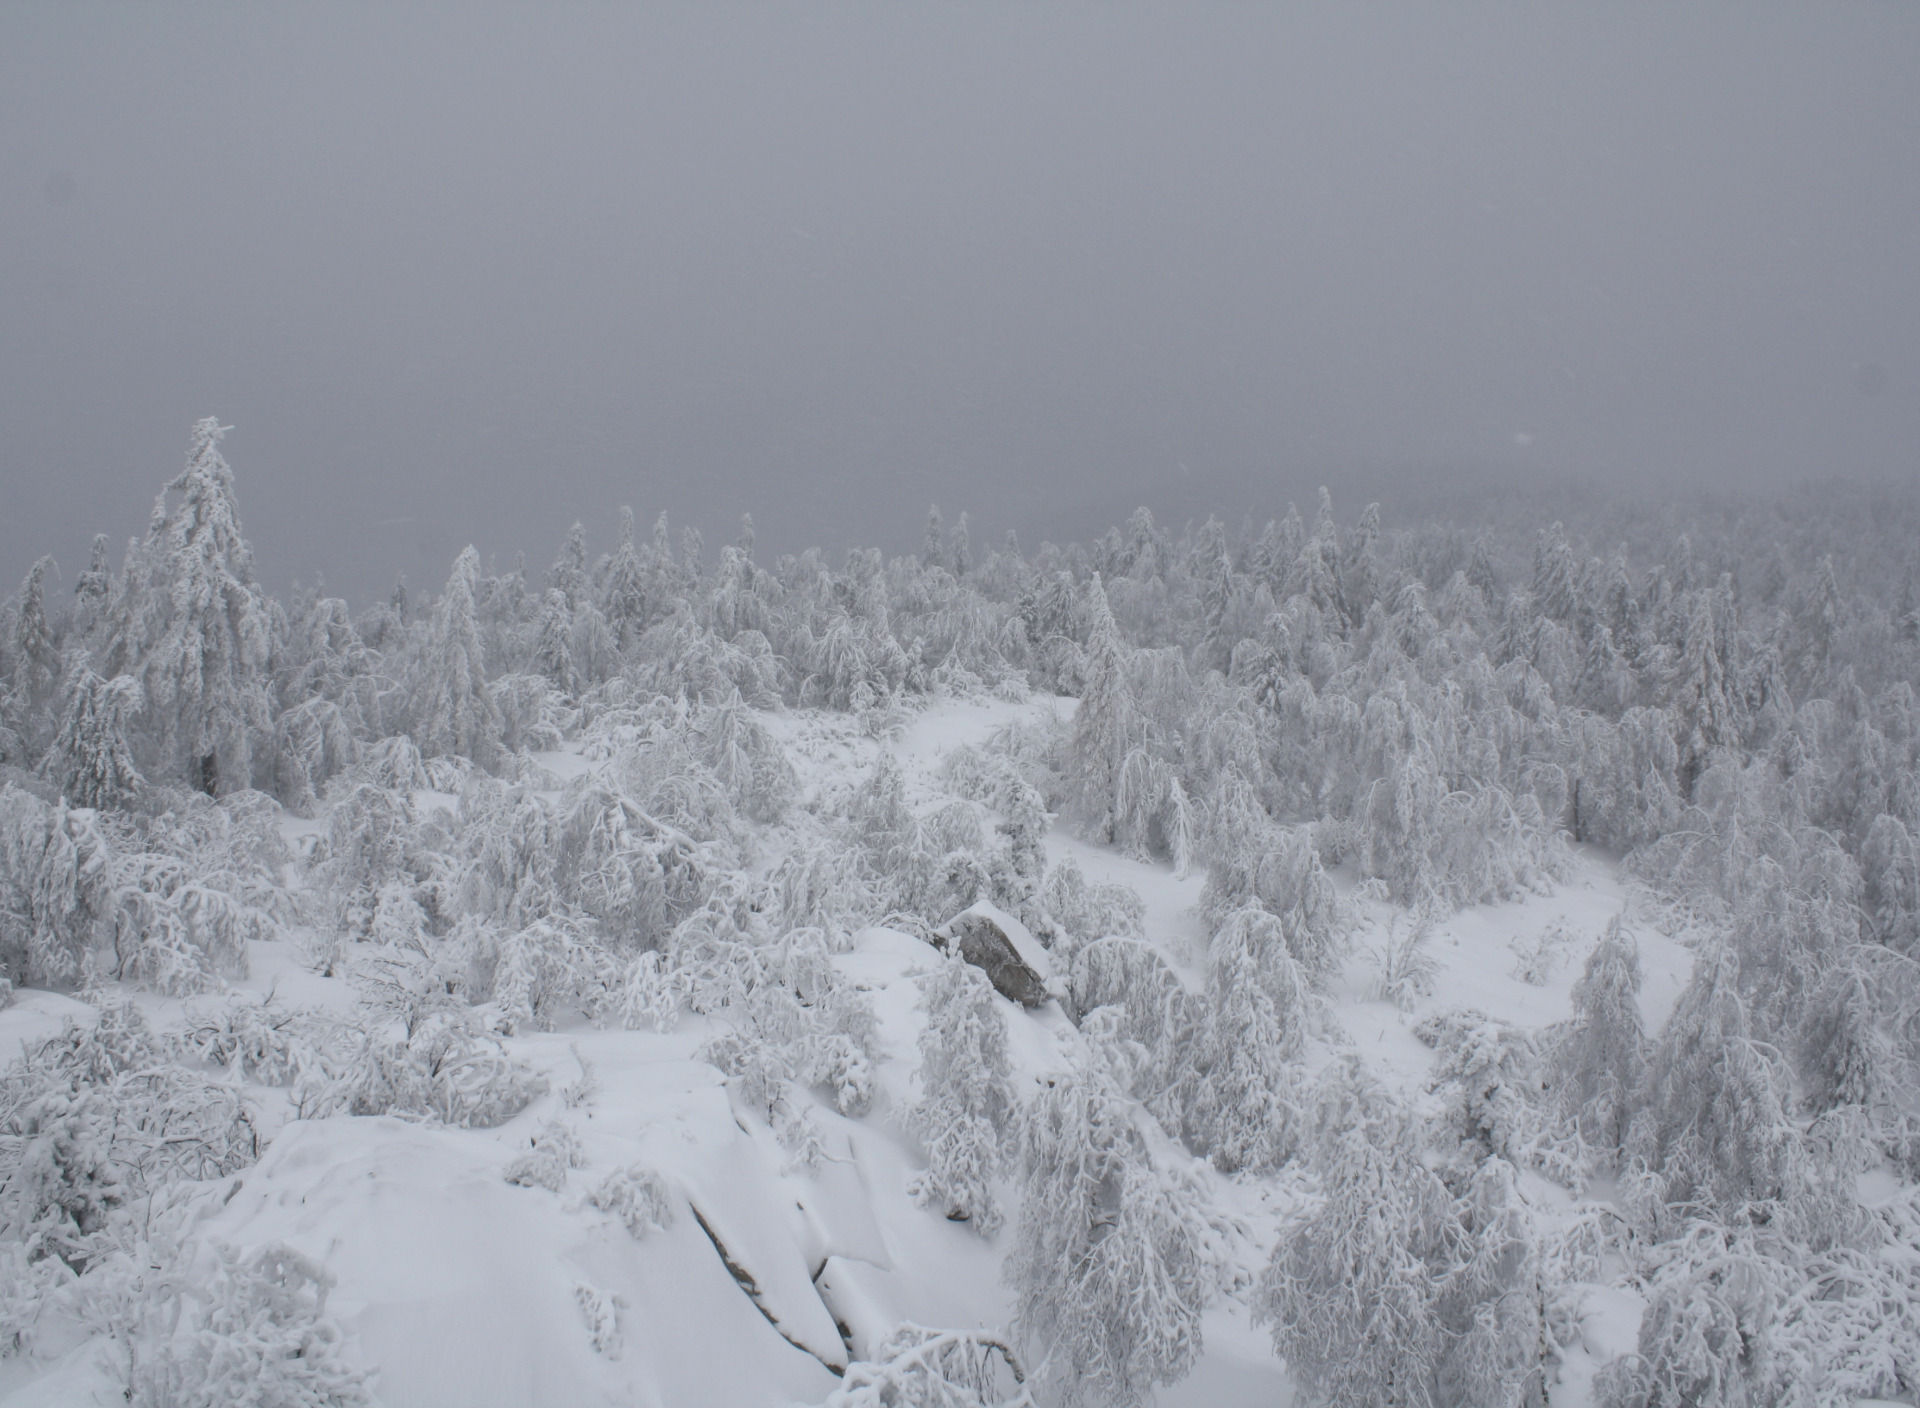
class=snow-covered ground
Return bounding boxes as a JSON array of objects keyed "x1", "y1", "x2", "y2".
[{"x1": 0, "y1": 693, "x2": 1708, "y2": 1408}]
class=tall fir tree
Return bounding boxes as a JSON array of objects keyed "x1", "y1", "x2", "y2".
[
  {"x1": 414, "y1": 546, "x2": 501, "y2": 765},
  {"x1": 109, "y1": 419, "x2": 273, "y2": 794}
]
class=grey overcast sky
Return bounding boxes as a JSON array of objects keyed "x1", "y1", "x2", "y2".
[{"x1": 2, "y1": 3, "x2": 1917, "y2": 600}]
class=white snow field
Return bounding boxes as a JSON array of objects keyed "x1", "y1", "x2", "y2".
[{"x1": 1, "y1": 694, "x2": 1705, "y2": 1408}]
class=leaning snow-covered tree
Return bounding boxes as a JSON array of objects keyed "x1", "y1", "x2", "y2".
[
  {"x1": 1006, "y1": 1056, "x2": 1232, "y2": 1407},
  {"x1": 1623, "y1": 944, "x2": 1808, "y2": 1232},
  {"x1": 0, "y1": 786, "x2": 115, "y2": 988}
]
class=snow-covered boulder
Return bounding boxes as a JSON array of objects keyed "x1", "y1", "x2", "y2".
[{"x1": 935, "y1": 901, "x2": 1052, "y2": 1008}]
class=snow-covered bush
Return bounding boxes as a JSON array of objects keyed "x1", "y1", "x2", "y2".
[
  {"x1": 1367, "y1": 911, "x2": 1440, "y2": 1012},
  {"x1": 1038, "y1": 858, "x2": 1144, "y2": 956},
  {"x1": 308, "y1": 1009, "x2": 546, "y2": 1129},
  {"x1": 116, "y1": 1239, "x2": 372, "y2": 1408},
  {"x1": 614, "y1": 948, "x2": 687, "y2": 1033},
  {"x1": 0, "y1": 1004, "x2": 258, "y2": 1271},
  {"x1": 583, "y1": 1164, "x2": 676, "y2": 1239},
  {"x1": 110, "y1": 877, "x2": 265, "y2": 995},
  {"x1": 489, "y1": 915, "x2": 619, "y2": 1034},
  {"x1": 1509, "y1": 917, "x2": 1576, "y2": 986},
  {"x1": 179, "y1": 994, "x2": 337, "y2": 1087},
  {"x1": 503, "y1": 1119, "x2": 586, "y2": 1193}
]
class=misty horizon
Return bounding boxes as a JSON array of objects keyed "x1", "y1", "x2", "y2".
[{"x1": 5, "y1": 3, "x2": 1918, "y2": 601}]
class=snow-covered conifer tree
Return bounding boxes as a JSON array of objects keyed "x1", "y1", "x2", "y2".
[
  {"x1": 40, "y1": 665, "x2": 144, "y2": 811},
  {"x1": 413, "y1": 546, "x2": 501, "y2": 765},
  {"x1": 904, "y1": 954, "x2": 1015, "y2": 1234},
  {"x1": 1069, "y1": 575, "x2": 1139, "y2": 841},
  {"x1": 8, "y1": 557, "x2": 60, "y2": 741},
  {"x1": 1549, "y1": 915, "x2": 1644, "y2": 1158},
  {"x1": 1531, "y1": 521, "x2": 1581, "y2": 625},
  {"x1": 1671, "y1": 589, "x2": 1737, "y2": 798},
  {"x1": 923, "y1": 504, "x2": 947, "y2": 573},
  {"x1": 1188, "y1": 904, "x2": 1307, "y2": 1173},
  {"x1": 531, "y1": 588, "x2": 576, "y2": 693},
  {"x1": 548, "y1": 521, "x2": 590, "y2": 608},
  {"x1": 69, "y1": 533, "x2": 112, "y2": 646},
  {"x1": 108, "y1": 419, "x2": 274, "y2": 794},
  {"x1": 600, "y1": 507, "x2": 647, "y2": 649}
]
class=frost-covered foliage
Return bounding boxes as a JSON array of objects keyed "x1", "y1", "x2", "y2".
[
  {"x1": 583, "y1": 1164, "x2": 676, "y2": 1240},
  {"x1": 0, "y1": 1003, "x2": 257, "y2": 1271},
  {"x1": 906, "y1": 954, "x2": 1016, "y2": 1234},
  {"x1": 1185, "y1": 905, "x2": 1309, "y2": 1172},
  {"x1": 114, "y1": 1237, "x2": 373, "y2": 1408},
  {"x1": 4, "y1": 425, "x2": 1920, "y2": 1402},
  {"x1": 0, "y1": 785, "x2": 113, "y2": 988},
  {"x1": 1258, "y1": 1060, "x2": 1463, "y2": 1408},
  {"x1": 1549, "y1": 915, "x2": 1645, "y2": 1157},
  {"x1": 1006, "y1": 1058, "x2": 1235, "y2": 1407},
  {"x1": 825, "y1": 1324, "x2": 1034, "y2": 1408}
]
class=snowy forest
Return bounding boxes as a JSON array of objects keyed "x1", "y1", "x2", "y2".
[{"x1": 0, "y1": 417, "x2": 1917, "y2": 1407}]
